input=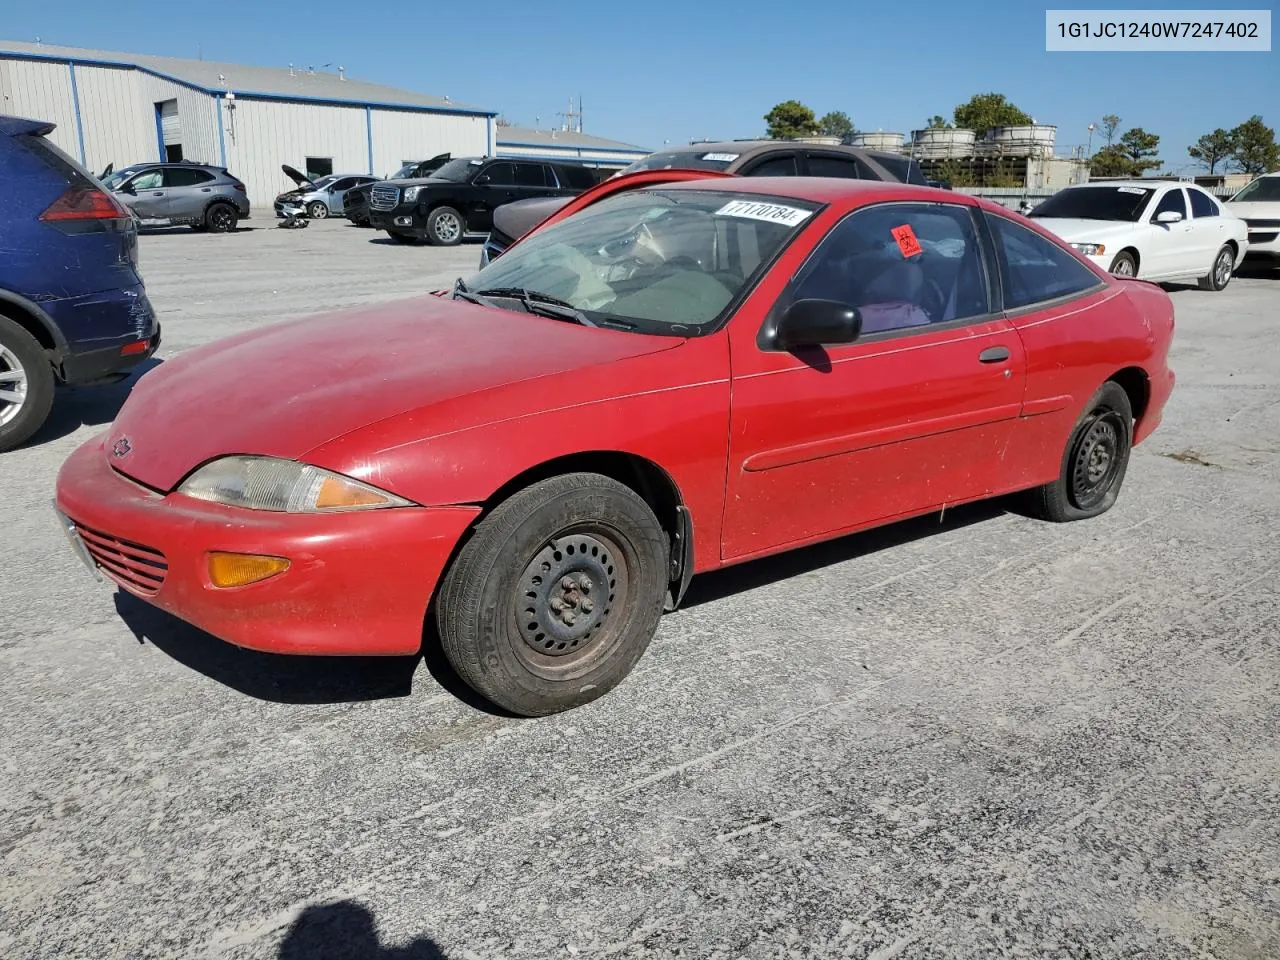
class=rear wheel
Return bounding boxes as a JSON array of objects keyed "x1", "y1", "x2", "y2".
[
  {"x1": 1027, "y1": 382, "x2": 1133, "y2": 522},
  {"x1": 205, "y1": 202, "x2": 238, "y2": 233},
  {"x1": 436, "y1": 473, "x2": 669, "y2": 716},
  {"x1": 307, "y1": 201, "x2": 330, "y2": 220},
  {"x1": 425, "y1": 206, "x2": 464, "y2": 246},
  {"x1": 1198, "y1": 244, "x2": 1235, "y2": 291},
  {"x1": 1108, "y1": 251, "x2": 1137, "y2": 277},
  {"x1": 0, "y1": 316, "x2": 56, "y2": 452}
]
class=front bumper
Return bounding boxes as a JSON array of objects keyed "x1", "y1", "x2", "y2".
[
  {"x1": 369, "y1": 209, "x2": 424, "y2": 234},
  {"x1": 1243, "y1": 224, "x2": 1280, "y2": 256},
  {"x1": 55, "y1": 437, "x2": 481, "y2": 656}
]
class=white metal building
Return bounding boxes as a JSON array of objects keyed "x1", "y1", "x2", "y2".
[
  {"x1": 0, "y1": 41, "x2": 497, "y2": 209},
  {"x1": 496, "y1": 125, "x2": 649, "y2": 173}
]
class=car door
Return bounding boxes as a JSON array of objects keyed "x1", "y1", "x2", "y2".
[
  {"x1": 1143, "y1": 187, "x2": 1195, "y2": 278},
  {"x1": 736, "y1": 151, "x2": 800, "y2": 177},
  {"x1": 802, "y1": 152, "x2": 862, "y2": 180},
  {"x1": 119, "y1": 168, "x2": 166, "y2": 218},
  {"x1": 721, "y1": 199, "x2": 1026, "y2": 561},
  {"x1": 514, "y1": 162, "x2": 560, "y2": 202},
  {"x1": 326, "y1": 176, "x2": 356, "y2": 210},
  {"x1": 468, "y1": 161, "x2": 517, "y2": 232},
  {"x1": 1186, "y1": 186, "x2": 1230, "y2": 273},
  {"x1": 162, "y1": 166, "x2": 215, "y2": 220}
]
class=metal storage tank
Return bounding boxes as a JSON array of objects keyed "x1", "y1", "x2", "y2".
[
  {"x1": 907, "y1": 127, "x2": 976, "y2": 158},
  {"x1": 983, "y1": 124, "x2": 1057, "y2": 158},
  {"x1": 848, "y1": 131, "x2": 905, "y2": 152}
]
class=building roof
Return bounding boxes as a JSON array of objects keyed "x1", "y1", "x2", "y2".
[
  {"x1": 496, "y1": 125, "x2": 649, "y2": 154},
  {"x1": 0, "y1": 40, "x2": 495, "y2": 116}
]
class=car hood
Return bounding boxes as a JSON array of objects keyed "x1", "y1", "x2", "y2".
[
  {"x1": 282, "y1": 164, "x2": 317, "y2": 188},
  {"x1": 494, "y1": 196, "x2": 573, "y2": 240},
  {"x1": 381, "y1": 176, "x2": 458, "y2": 188},
  {"x1": 1030, "y1": 217, "x2": 1141, "y2": 242},
  {"x1": 1225, "y1": 201, "x2": 1279, "y2": 221},
  {"x1": 105, "y1": 296, "x2": 680, "y2": 492}
]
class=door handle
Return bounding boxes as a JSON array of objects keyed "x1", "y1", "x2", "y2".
[
  {"x1": 201, "y1": 187, "x2": 212, "y2": 192},
  {"x1": 979, "y1": 346, "x2": 1010, "y2": 363}
]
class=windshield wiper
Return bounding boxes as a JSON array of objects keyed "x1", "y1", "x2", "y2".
[
  {"x1": 451, "y1": 276, "x2": 495, "y2": 307},
  {"x1": 474, "y1": 287, "x2": 599, "y2": 328}
]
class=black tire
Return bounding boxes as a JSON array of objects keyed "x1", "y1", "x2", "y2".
[
  {"x1": 388, "y1": 231, "x2": 420, "y2": 245},
  {"x1": 0, "y1": 315, "x2": 56, "y2": 452},
  {"x1": 425, "y1": 206, "x2": 464, "y2": 246},
  {"x1": 307, "y1": 201, "x2": 330, "y2": 220},
  {"x1": 1108, "y1": 251, "x2": 1137, "y2": 277},
  {"x1": 1198, "y1": 244, "x2": 1235, "y2": 291},
  {"x1": 1027, "y1": 382, "x2": 1133, "y2": 523},
  {"x1": 436, "y1": 473, "x2": 670, "y2": 716},
  {"x1": 205, "y1": 202, "x2": 238, "y2": 233}
]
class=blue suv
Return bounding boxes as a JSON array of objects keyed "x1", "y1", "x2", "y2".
[{"x1": 0, "y1": 115, "x2": 160, "y2": 450}]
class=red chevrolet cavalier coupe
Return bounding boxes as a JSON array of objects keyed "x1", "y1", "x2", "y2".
[{"x1": 55, "y1": 177, "x2": 1175, "y2": 716}]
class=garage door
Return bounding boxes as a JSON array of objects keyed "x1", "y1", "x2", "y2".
[{"x1": 159, "y1": 100, "x2": 181, "y2": 145}]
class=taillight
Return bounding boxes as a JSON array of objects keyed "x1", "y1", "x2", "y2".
[
  {"x1": 233, "y1": 182, "x2": 247, "y2": 193},
  {"x1": 40, "y1": 186, "x2": 128, "y2": 221}
]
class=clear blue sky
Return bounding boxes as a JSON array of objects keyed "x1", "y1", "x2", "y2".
[{"x1": 6, "y1": 0, "x2": 1277, "y2": 168}]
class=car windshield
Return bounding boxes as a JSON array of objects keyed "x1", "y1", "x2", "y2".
[
  {"x1": 428, "y1": 159, "x2": 483, "y2": 182},
  {"x1": 392, "y1": 163, "x2": 418, "y2": 179},
  {"x1": 461, "y1": 188, "x2": 819, "y2": 336},
  {"x1": 308, "y1": 175, "x2": 337, "y2": 190},
  {"x1": 618, "y1": 151, "x2": 740, "y2": 175},
  {"x1": 1029, "y1": 186, "x2": 1154, "y2": 222},
  {"x1": 1230, "y1": 177, "x2": 1280, "y2": 202}
]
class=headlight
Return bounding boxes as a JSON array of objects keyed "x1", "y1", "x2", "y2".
[
  {"x1": 178, "y1": 456, "x2": 413, "y2": 512},
  {"x1": 403, "y1": 186, "x2": 422, "y2": 203},
  {"x1": 1070, "y1": 242, "x2": 1106, "y2": 256}
]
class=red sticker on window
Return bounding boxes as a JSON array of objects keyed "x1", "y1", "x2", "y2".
[{"x1": 891, "y1": 224, "x2": 923, "y2": 258}]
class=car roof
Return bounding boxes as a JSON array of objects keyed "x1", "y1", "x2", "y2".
[
  {"x1": 660, "y1": 176, "x2": 970, "y2": 207},
  {"x1": 671, "y1": 139, "x2": 905, "y2": 163},
  {"x1": 1066, "y1": 180, "x2": 1173, "y2": 190}
]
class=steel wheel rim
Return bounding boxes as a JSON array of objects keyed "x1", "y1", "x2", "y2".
[
  {"x1": 436, "y1": 212, "x2": 461, "y2": 242},
  {"x1": 513, "y1": 527, "x2": 631, "y2": 675},
  {"x1": 211, "y1": 207, "x2": 233, "y2": 230},
  {"x1": 1214, "y1": 249, "x2": 1232, "y2": 287},
  {"x1": 0, "y1": 345, "x2": 28, "y2": 427},
  {"x1": 1069, "y1": 411, "x2": 1124, "y2": 509},
  {"x1": 1113, "y1": 258, "x2": 1135, "y2": 277}
]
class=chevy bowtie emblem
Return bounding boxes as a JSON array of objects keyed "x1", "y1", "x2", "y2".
[{"x1": 112, "y1": 437, "x2": 132, "y2": 458}]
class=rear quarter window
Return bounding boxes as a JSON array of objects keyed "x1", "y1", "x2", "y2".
[{"x1": 18, "y1": 134, "x2": 97, "y2": 187}]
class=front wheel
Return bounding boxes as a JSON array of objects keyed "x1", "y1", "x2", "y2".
[
  {"x1": 0, "y1": 316, "x2": 56, "y2": 452},
  {"x1": 1027, "y1": 382, "x2": 1133, "y2": 523},
  {"x1": 425, "y1": 206, "x2": 464, "y2": 246},
  {"x1": 436, "y1": 473, "x2": 670, "y2": 716},
  {"x1": 307, "y1": 201, "x2": 330, "y2": 220},
  {"x1": 1198, "y1": 244, "x2": 1235, "y2": 291},
  {"x1": 1108, "y1": 251, "x2": 1137, "y2": 277}
]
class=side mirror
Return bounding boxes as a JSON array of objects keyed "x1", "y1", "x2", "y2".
[
  {"x1": 475, "y1": 174, "x2": 492, "y2": 185},
  {"x1": 774, "y1": 299, "x2": 862, "y2": 350},
  {"x1": 1155, "y1": 210, "x2": 1184, "y2": 224},
  {"x1": 120, "y1": 183, "x2": 136, "y2": 195}
]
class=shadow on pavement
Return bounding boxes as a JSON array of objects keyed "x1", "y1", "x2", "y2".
[
  {"x1": 25, "y1": 357, "x2": 163, "y2": 447},
  {"x1": 682, "y1": 500, "x2": 1009, "y2": 609},
  {"x1": 279, "y1": 902, "x2": 447, "y2": 959},
  {"x1": 113, "y1": 592, "x2": 420, "y2": 704}
]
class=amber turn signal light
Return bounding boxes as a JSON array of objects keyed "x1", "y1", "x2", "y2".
[{"x1": 208, "y1": 551, "x2": 291, "y2": 588}]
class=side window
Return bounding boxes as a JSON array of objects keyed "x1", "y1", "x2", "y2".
[
  {"x1": 1188, "y1": 188, "x2": 1219, "y2": 218},
  {"x1": 989, "y1": 215, "x2": 1100, "y2": 310},
  {"x1": 1153, "y1": 188, "x2": 1187, "y2": 220},
  {"x1": 329, "y1": 177, "x2": 356, "y2": 192},
  {"x1": 129, "y1": 170, "x2": 163, "y2": 190},
  {"x1": 791, "y1": 203, "x2": 990, "y2": 334},
  {"x1": 163, "y1": 168, "x2": 214, "y2": 187},
  {"x1": 806, "y1": 154, "x2": 860, "y2": 178},
  {"x1": 743, "y1": 153, "x2": 799, "y2": 177},
  {"x1": 515, "y1": 163, "x2": 549, "y2": 187},
  {"x1": 481, "y1": 162, "x2": 516, "y2": 186}
]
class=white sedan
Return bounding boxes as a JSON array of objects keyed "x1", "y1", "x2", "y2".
[
  {"x1": 1225, "y1": 172, "x2": 1280, "y2": 263},
  {"x1": 1028, "y1": 181, "x2": 1249, "y2": 291}
]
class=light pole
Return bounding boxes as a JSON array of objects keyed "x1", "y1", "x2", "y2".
[{"x1": 1087, "y1": 123, "x2": 1096, "y2": 156}]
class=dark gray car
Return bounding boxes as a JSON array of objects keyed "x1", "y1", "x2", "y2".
[{"x1": 101, "y1": 162, "x2": 251, "y2": 232}]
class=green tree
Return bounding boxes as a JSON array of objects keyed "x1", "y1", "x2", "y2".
[
  {"x1": 1119, "y1": 127, "x2": 1161, "y2": 174},
  {"x1": 818, "y1": 110, "x2": 855, "y2": 140},
  {"x1": 764, "y1": 100, "x2": 820, "y2": 139},
  {"x1": 1229, "y1": 115, "x2": 1280, "y2": 174},
  {"x1": 926, "y1": 115, "x2": 950, "y2": 129},
  {"x1": 952, "y1": 93, "x2": 1032, "y2": 132},
  {"x1": 1100, "y1": 114, "x2": 1121, "y2": 147},
  {"x1": 1188, "y1": 128, "x2": 1236, "y2": 173},
  {"x1": 1089, "y1": 144, "x2": 1133, "y2": 177}
]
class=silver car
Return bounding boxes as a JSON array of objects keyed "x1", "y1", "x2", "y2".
[
  {"x1": 100, "y1": 161, "x2": 251, "y2": 232},
  {"x1": 274, "y1": 166, "x2": 379, "y2": 219}
]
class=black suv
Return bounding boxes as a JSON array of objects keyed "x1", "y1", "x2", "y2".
[
  {"x1": 479, "y1": 139, "x2": 932, "y2": 265},
  {"x1": 368, "y1": 157, "x2": 596, "y2": 245}
]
